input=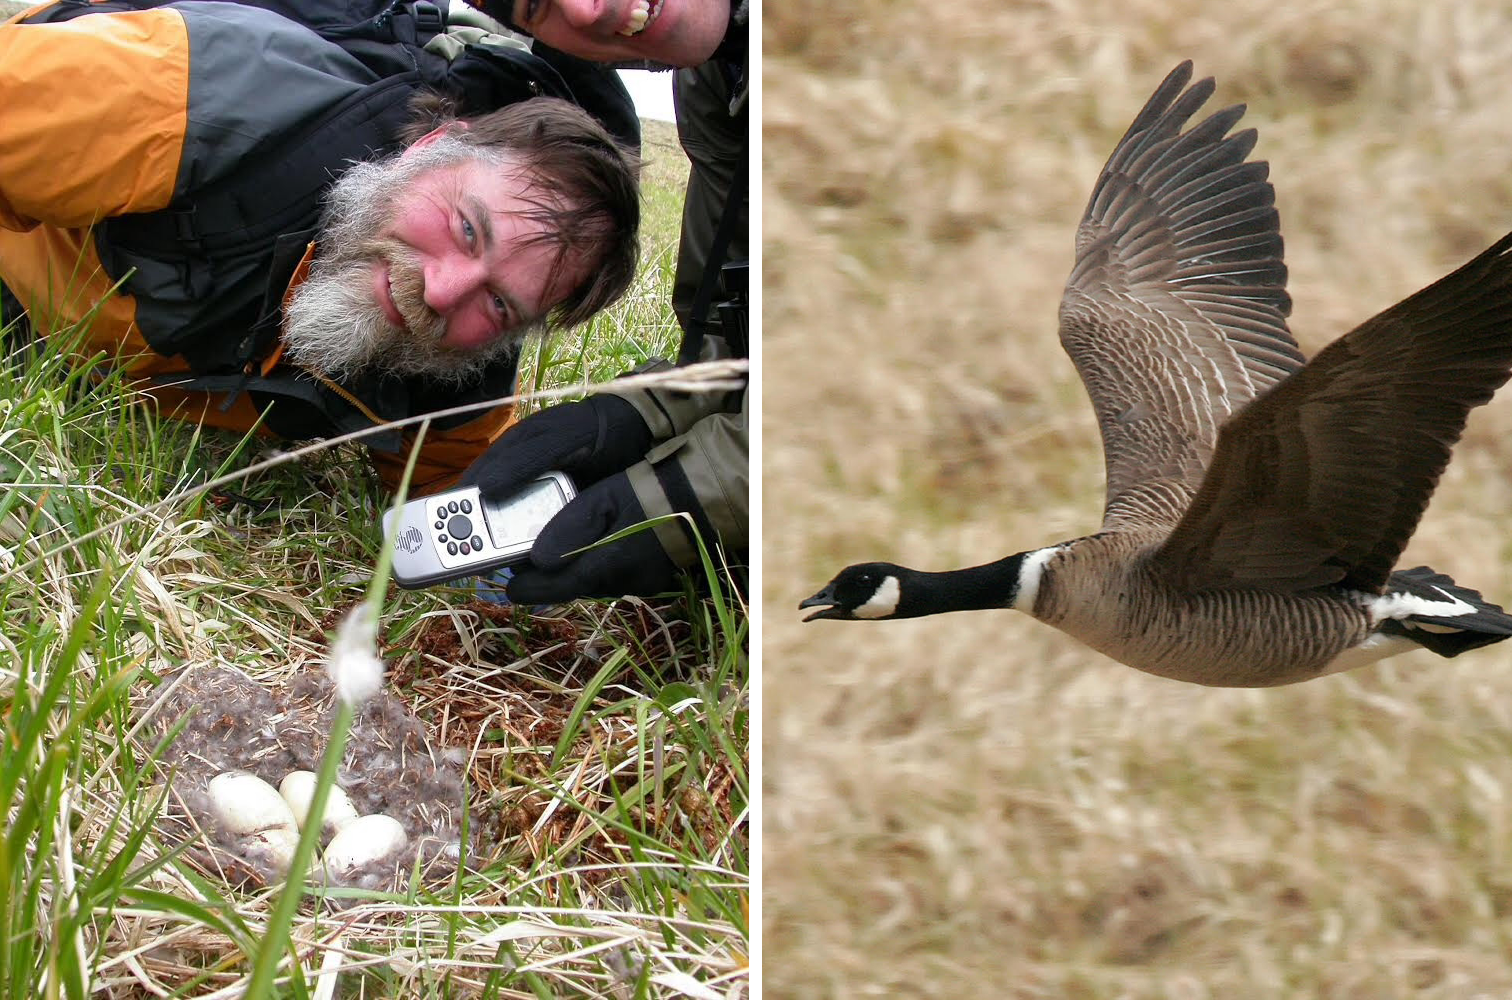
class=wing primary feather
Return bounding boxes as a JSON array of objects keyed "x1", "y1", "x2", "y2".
[{"x1": 1176, "y1": 206, "x2": 1284, "y2": 250}]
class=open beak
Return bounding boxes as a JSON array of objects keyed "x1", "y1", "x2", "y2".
[{"x1": 799, "y1": 586, "x2": 851, "y2": 622}]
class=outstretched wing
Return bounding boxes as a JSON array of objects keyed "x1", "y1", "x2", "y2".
[
  {"x1": 1059, "y1": 61, "x2": 1304, "y2": 530},
  {"x1": 1155, "y1": 231, "x2": 1512, "y2": 594}
]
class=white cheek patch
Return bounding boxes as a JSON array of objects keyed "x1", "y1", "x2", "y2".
[
  {"x1": 1012, "y1": 547, "x2": 1060, "y2": 613},
  {"x1": 1368, "y1": 586, "x2": 1476, "y2": 624},
  {"x1": 854, "y1": 575, "x2": 901, "y2": 619}
]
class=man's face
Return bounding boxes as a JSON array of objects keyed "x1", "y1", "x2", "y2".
[
  {"x1": 510, "y1": 0, "x2": 730, "y2": 68},
  {"x1": 285, "y1": 133, "x2": 595, "y2": 384}
]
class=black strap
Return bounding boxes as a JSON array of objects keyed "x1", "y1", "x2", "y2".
[
  {"x1": 678, "y1": 139, "x2": 748, "y2": 365},
  {"x1": 652, "y1": 454, "x2": 714, "y2": 555},
  {"x1": 143, "y1": 343, "x2": 521, "y2": 442},
  {"x1": 143, "y1": 370, "x2": 400, "y2": 449}
]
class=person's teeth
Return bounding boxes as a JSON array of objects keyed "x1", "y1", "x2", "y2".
[{"x1": 616, "y1": 0, "x2": 650, "y2": 35}]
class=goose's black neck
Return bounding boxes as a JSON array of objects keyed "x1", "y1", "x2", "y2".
[{"x1": 900, "y1": 553, "x2": 1027, "y2": 617}]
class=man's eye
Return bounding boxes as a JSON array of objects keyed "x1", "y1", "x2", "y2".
[
  {"x1": 492, "y1": 294, "x2": 509, "y2": 320},
  {"x1": 461, "y1": 218, "x2": 476, "y2": 248}
]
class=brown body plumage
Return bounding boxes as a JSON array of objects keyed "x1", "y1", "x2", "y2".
[{"x1": 1026, "y1": 531, "x2": 1376, "y2": 687}]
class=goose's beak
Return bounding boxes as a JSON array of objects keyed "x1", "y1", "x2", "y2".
[{"x1": 799, "y1": 586, "x2": 851, "y2": 622}]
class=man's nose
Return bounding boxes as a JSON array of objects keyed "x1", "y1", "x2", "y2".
[{"x1": 421, "y1": 252, "x2": 487, "y2": 316}]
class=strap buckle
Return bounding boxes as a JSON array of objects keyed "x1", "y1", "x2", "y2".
[{"x1": 410, "y1": 1, "x2": 445, "y2": 37}]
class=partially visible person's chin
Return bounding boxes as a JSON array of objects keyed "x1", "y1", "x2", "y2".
[
  {"x1": 634, "y1": 0, "x2": 729, "y2": 65},
  {"x1": 538, "y1": 0, "x2": 728, "y2": 67}
]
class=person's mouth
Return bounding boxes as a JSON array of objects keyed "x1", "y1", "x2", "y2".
[
  {"x1": 616, "y1": 0, "x2": 664, "y2": 36},
  {"x1": 372, "y1": 262, "x2": 407, "y2": 329}
]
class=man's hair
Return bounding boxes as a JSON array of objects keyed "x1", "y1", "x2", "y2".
[{"x1": 403, "y1": 95, "x2": 641, "y2": 329}]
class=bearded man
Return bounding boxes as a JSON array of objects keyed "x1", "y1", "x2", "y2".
[{"x1": 0, "y1": 0, "x2": 640, "y2": 492}]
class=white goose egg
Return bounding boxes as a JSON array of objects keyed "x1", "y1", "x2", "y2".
[
  {"x1": 277, "y1": 770, "x2": 359, "y2": 835},
  {"x1": 207, "y1": 771, "x2": 297, "y2": 835},
  {"x1": 246, "y1": 825, "x2": 302, "y2": 874},
  {"x1": 322, "y1": 814, "x2": 408, "y2": 875}
]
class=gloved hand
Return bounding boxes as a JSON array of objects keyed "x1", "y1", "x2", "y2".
[
  {"x1": 507, "y1": 470, "x2": 681, "y2": 603},
  {"x1": 459, "y1": 394, "x2": 654, "y2": 501}
]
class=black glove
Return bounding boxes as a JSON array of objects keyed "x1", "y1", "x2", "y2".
[
  {"x1": 460, "y1": 394, "x2": 654, "y2": 501},
  {"x1": 507, "y1": 471, "x2": 681, "y2": 603}
]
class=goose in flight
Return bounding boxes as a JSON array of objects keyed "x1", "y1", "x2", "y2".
[{"x1": 800, "y1": 61, "x2": 1512, "y2": 687}]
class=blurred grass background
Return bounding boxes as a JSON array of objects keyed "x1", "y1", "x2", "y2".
[{"x1": 761, "y1": 2, "x2": 1512, "y2": 996}]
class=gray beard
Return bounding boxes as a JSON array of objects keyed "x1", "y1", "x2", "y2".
[{"x1": 282, "y1": 137, "x2": 525, "y2": 387}]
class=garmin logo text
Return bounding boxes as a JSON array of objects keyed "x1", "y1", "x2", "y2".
[{"x1": 396, "y1": 526, "x2": 423, "y2": 554}]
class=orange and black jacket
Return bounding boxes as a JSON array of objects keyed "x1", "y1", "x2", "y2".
[{"x1": 0, "y1": 0, "x2": 636, "y2": 493}]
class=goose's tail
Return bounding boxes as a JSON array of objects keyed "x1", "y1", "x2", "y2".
[{"x1": 1375, "y1": 566, "x2": 1512, "y2": 657}]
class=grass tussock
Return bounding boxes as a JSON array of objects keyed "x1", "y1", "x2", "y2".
[
  {"x1": 763, "y1": 2, "x2": 1512, "y2": 996},
  {"x1": 1, "y1": 118, "x2": 747, "y2": 997}
]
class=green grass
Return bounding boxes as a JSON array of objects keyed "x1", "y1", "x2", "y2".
[{"x1": 0, "y1": 117, "x2": 746, "y2": 997}]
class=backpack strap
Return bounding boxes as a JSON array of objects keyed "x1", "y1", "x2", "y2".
[
  {"x1": 678, "y1": 138, "x2": 748, "y2": 365},
  {"x1": 143, "y1": 351, "x2": 520, "y2": 448}
]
